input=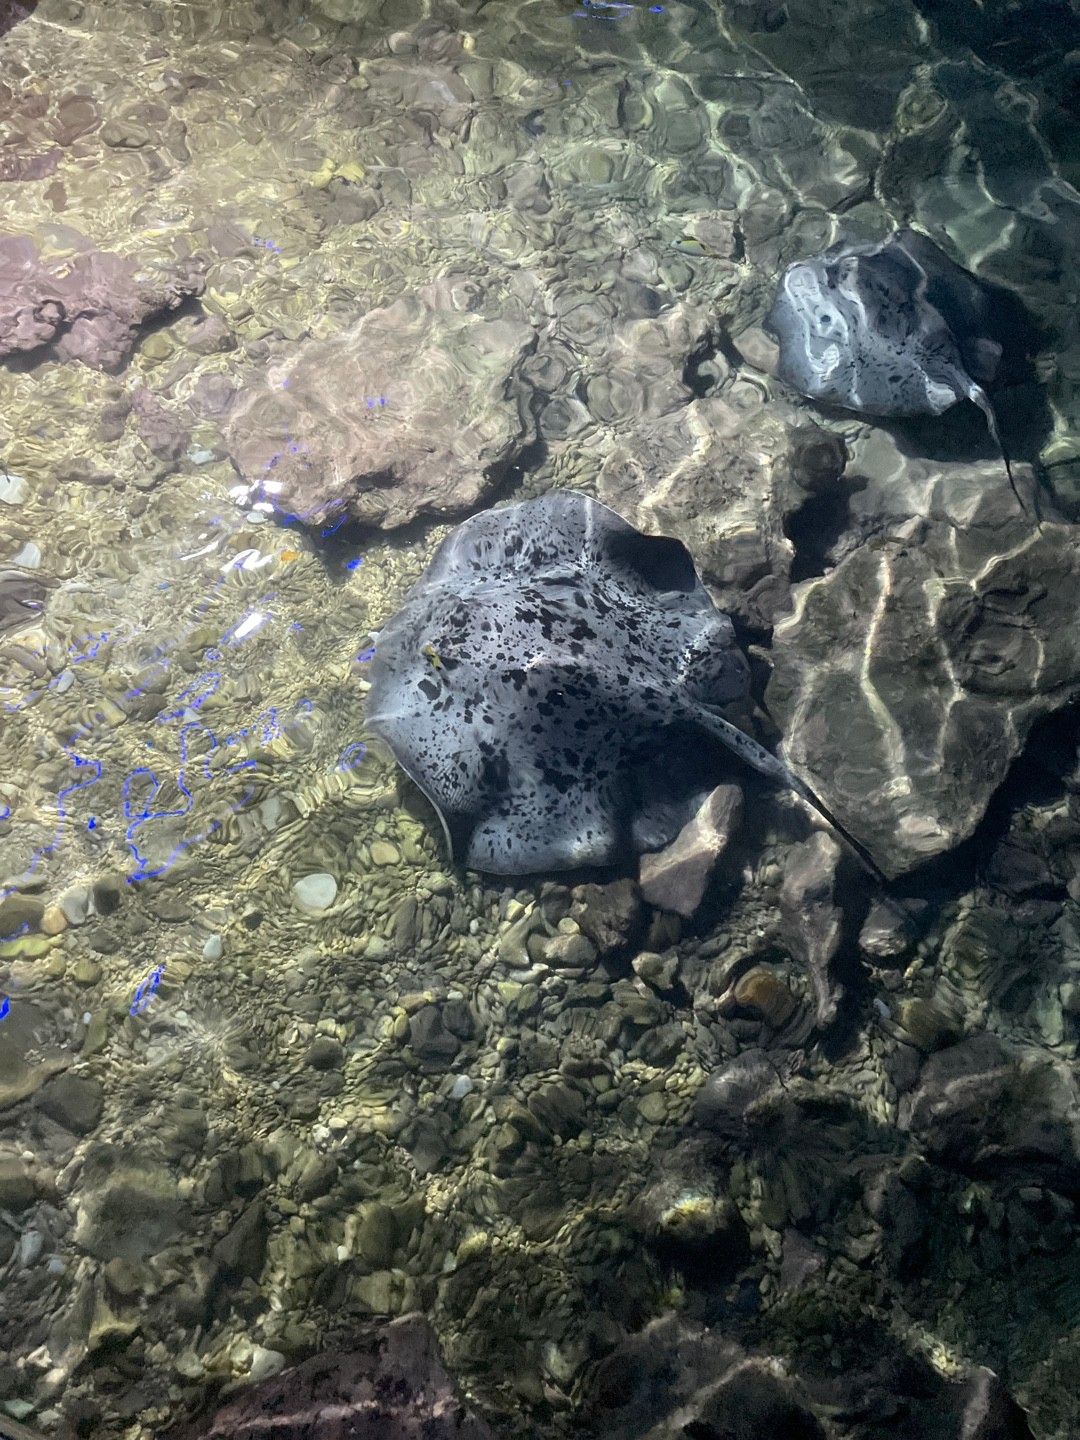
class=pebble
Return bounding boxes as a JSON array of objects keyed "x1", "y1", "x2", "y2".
[
  {"x1": 450, "y1": 1074, "x2": 474, "y2": 1100},
  {"x1": 0, "y1": 472, "x2": 28, "y2": 505},
  {"x1": 60, "y1": 886, "x2": 90, "y2": 925},
  {"x1": 52, "y1": 668, "x2": 75, "y2": 694},
  {"x1": 732, "y1": 966, "x2": 798, "y2": 1026},
  {"x1": 633, "y1": 950, "x2": 680, "y2": 991},
  {"x1": 202, "y1": 933, "x2": 224, "y2": 961},
  {"x1": 17, "y1": 1230, "x2": 43, "y2": 1267},
  {"x1": 11, "y1": 541, "x2": 40, "y2": 568},
  {"x1": 40, "y1": 906, "x2": 67, "y2": 936},
  {"x1": 248, "y1": 1346, "x2": 286, "y2": 1385},
  {"x1": 731, "y1": 325, "x2": 780, "y2": 374},
  {"x1": 369, "y1": 840, "x2": 401, "y2": 866},
  {"x1": 292, "y1": 873, "x2": 337, "y2": 911},
  {"x1": 174, "y1": 1351, "x2": 205, "y2": 1380},
  {"x1": 72, "y1": 956, "x2": 102, "y2": 985},
  {"x1": 0, "y1": 1154, "x2": 35, "y2": 1210},
  {"x1": 638, "y1": 1092, "x2": 668, "y2": 1123}
]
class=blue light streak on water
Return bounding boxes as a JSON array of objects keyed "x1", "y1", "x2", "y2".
[
  {"x1": 130, "y1": 963, "x2": 166, "y2": 1017},
  {"x1": 0, "y1": 743, "x2": 103, "y2": 905},
  {"x1": 0, "y1": 805, "x2": 9, "y2": 822},
  {"x1": 0, "y1": 922, "x2": 28, "y2": 945},
  {"x1": 0, "y1": 997, "x2": 9, "y2": 1022},
  {"x1": 356, "y1": 646, "x2": 376, "y2": 663},
  {"x1": 346, "y1": 558, "x2": 363, "y2": 572},
  {"x1": 156, "y1": 672, "x2": 221, "y2": 726},
  {"x1": 338, "y1": 742, "x2": 367, "y2": 771},
  {"x1": 123, "y1": 720, "x2": 258, "y2": 882}
]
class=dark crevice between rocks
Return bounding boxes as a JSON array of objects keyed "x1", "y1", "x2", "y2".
[
  {"x1": 783, "y1": 484, "x2": 856, "y2": 583},
  {"x1": 682, "y1": 326, "x2": 740, "y2": 398},
  {"x1": 782, "y1": 426, "x2": 860, "y2": 583},
  {"x1": 0, "y1": 0, "x2": 35, "y2": 38},
  {"x1": 136, "y1": 286, "x2": 205, "y2": 341}
]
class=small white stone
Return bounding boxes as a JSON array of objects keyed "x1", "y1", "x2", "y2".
[
  {"x1": 450, "y1": 1075, "x2": 474, "y2": 1099},
  {"x1": 202, "y1": 933, "x2": 223, "y2": 962},
  {"x1": 293, "y1": 872, "x2": 337, "y2": 912},
  {"x1": 11, "y1": 541, "x2": 40, "y2": 568},
  {"x1": 260, "y1": 795, "x2": 284, "y2": 830},
  {"x1": 18, "y1": 1230, "x2": 43, "y2": 1267},
  {"x1": 59, "y1": 886, "x2": 90, "y2": 926},
  {"x1": 248, "y1": 1346, "x2": 286, "y2": 1385},
  {"x1": 52, "y1": 669, "x2": 75, "y2": 694},
  {"x1": 0, "y1": 472, "x2": 28, "y2": 505}
]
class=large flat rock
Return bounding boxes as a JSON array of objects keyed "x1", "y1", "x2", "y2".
[
  {"x1": 766, "y1": 490, "x2": 1080, "y2": 878},
  {"x1": 226, "y1": 288, "x2": 537, "y2": 532}
]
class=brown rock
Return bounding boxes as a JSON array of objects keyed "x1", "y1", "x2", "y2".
[
  {"x1": 731, "y1": 965, "x2": 798, "y2": 1026},
  {"x1": 639, "y1": 784, "x2": 743, "y2": 918}
]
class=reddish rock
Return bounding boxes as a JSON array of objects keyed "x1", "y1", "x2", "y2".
[
  {"x1": 173, "y1": 1314, "x2": 496, "y2": 1440},
  {"x1": 226, "y1": 288, "x2": 536, "y2": 532},
  {"x1": 0, "y1": 232, "x2": 205, "y2": 372}
]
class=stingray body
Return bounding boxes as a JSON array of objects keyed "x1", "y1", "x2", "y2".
[
  {"x1": 765, "y1": 229, "x2": 1022, "y2": 495},
  {"x1": 365, "y1": 491, "x2": 807, "y2": 876}
]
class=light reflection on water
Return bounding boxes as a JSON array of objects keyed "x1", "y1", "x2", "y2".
[{"x1": 0, "y1": 489, "x2": 377, "y2": 1022}]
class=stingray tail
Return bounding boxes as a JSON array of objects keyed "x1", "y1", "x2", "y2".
[
  {"x1": 696, "y1": 707, "x2": 887, "y2": 886},
  {"x1": 970, "y1": 385, "x2": 1040, "y2": 524}
]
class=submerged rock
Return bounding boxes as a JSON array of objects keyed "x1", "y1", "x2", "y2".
[
  {"x1": 586, "y1": 1313, "x2": 1033, "y2": 1440},
  {"x1": 778, "y1": 831, "x2": 844, "y2": 1026},
  {"x1": 902, "y1": 1033, "x2": 1080, "y2": 1189},
  {"x1": 0, "y1": 233, "x2": 205, "y2": 372},
  {"x1": 639, "y1": 784, "x2": 744, "y2": 918},
  {"x1": 768, "y1": 517, "x2": 1080, "y2": 878},
  {"x1": 0, "y1": 565, "x2": 47, "y2": 635},
  {"x1": 226, "y1": 288, "x2": 536, "y2": 532},
  {"x1": 173, "y1": 1313, "x2": 495, "y2": 1440}
]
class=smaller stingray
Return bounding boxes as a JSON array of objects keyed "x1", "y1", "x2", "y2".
[
  {"x1": 365, "y1": 490, "x2": 868, "y2": 877},
  {"x1": 764, "y1": 228, "x2": 1028, "y2": 505}
]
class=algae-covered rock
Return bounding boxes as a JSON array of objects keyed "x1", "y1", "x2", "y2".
[{"x1": 227, "y1": 288, "x2": 537, "y2": 531}]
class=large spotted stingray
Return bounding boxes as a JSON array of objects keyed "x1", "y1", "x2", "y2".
[
  {"x1": 765, "y1": 228, "x2": 1025, "y2": 503},
  {"x1": 366, "y1": 491, "x2": 846, "y2": 876}
]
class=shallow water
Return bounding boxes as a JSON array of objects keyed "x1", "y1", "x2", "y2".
[{"x1": 1, "y1": 0, "x2": 1080, "y2": 1436}]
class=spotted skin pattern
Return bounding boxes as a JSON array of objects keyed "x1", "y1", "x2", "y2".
[
  {"x1": 765, "y1": 228, "x2": 1007, "y2": 427},
  {"x1": 365, "y1": 491, "x2": 800, "y2": 875}
]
